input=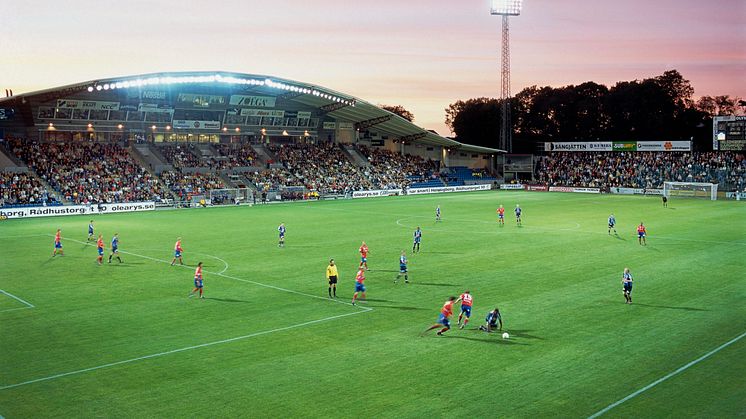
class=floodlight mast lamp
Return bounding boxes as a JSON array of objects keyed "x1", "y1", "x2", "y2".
[{"x1": 491, "y1": 0, "x2": 522, "y2": 153}]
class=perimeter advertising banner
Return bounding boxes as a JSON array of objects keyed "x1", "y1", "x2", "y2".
[
  {"x1": 0, "y1": 202, "x2": 156, "y2": 220},
  {"x1": 352, "y1": 189, "x2": 403, "y2": 198},
  {"x1": 407, "y1": 184, "x2": 491, "y2": 195}
]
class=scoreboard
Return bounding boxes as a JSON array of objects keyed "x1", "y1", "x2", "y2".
[{"x1": 713, "y1": 116, "x2": 746, "y2": 150}]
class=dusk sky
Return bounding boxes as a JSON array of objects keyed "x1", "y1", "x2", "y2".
[{"x1": 1, "y1": 0, "x2": 744, "y2": 135}]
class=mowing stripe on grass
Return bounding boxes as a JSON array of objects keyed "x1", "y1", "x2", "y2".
[
  {"x1": 0, "y1": 309, "x2": 370, "y2": 391},
  {"x1": 0, "y1": 289, "x2": 35, "y2": 308},
  {"x1": 60, "y1": 236, "x2": 366, "y2": 309},
  {"x1": 587, "y1": 330, "x2": 746, "y2": 418}
]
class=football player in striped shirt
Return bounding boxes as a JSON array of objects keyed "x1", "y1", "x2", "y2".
[
  {"x1": 456, "y1": 290, "x2": 473, "y2": 329},
  {"x1": 395, "y1": 251, "x2": 409, "y2": 284},
  {"x1": 171, "y1": 237, "x2": 184, "y2": 266},
  {"x1": 96, "y1": 234, "x2": 105, "y2": 265},
  {"x1": 108, "y1": 233, "x2": 122, "y2": 263},
  {"x1": 422, "y1": 296, "x2": 456, "y2": 336},
  {"x1": 52, "y1": 229, "x2": 64, "y2": 257},
  {"x1": 188, "y1": 262, "x2": 205, "y2": 299}
]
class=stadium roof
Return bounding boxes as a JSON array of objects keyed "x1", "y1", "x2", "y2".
[{"x1": 0, "y1": 71, "x2": 503, "y2": 154}]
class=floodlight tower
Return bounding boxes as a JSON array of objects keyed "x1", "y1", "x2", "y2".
[{"x1": 491, "y1": 0, "x2": 522, "y2": 153}]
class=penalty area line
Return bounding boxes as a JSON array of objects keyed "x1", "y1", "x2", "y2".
[
  {"x1": 0, "y1": 289, "x2": 35, "y2": 308},
  {"x1": 0, "y1": 309, "x2": 368, "y2": 391},
  {"x1": 60, "y1": 236, "x2": 366, "y2": 311},
  {"x1": 587, "y1": 330, "x2": 746, "y2": 418}
]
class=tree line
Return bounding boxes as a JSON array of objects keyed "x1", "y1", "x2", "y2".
[{"x1": 440, "y1": 70, "x2": 742, "y2": 152}]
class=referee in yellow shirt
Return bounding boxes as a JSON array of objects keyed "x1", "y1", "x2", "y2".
[{"x1": 326, "y1": 259, "x2": 339, "y2": 298}]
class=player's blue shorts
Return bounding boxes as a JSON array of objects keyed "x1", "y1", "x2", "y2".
[
  {"x1": 355, "y1": 282, "x2": 366, "y2": 292},
  {"x1": 279, "y1": 233, "x2": 284, "y2": 239},
  {"x1": 623, "y1": 282, "x2": 633, "y2": 292},
  {"x1": 461, "y1": 305, "x2": 472, "y2": 317},
  {"x1": 414, "y1": 238, "x2": 421, "y2": 243},
  {"x1": 437, "y1": 314, "x2": 450, "y2": 328},
  {"x1": 361, "y1": 256, "x2": 367, "y2": 263},
  {"x1": 174, "y1": 250, "x2": 182, "y2": 258},
  {"x1": 89, "y1": 228, "x2": 94, "y2": 234},
  {"x1": 54, "y1": 242, "x2": 62, "y2": 249},
  {"x1": 638, "y1": 232, "x2": 646, "y2": 238},
  {"x1": 499, "y1": 214, "x2": 504, "y2": 219},
  {"x1": 111, "y1": 246, "x2": 118, "y2": 253},
  {"x1": 609, "y1": 223, "x2": 615, "y2": 228},
  {"x1": 400, "y1": 264, "x2": 407, "y2": 273},
  {"x1": 97, "y1": 247, "x2": 104, "y2": 256},
  {"x1": 194, "y1": 279, "x2": 203, "y2": 288}
]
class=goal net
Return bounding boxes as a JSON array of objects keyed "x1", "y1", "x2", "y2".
[
  {"x1": 663, "y1": 182, "x2": 718, "y2": 200},
  {"x1": 208, "y1": 188, "x2": 254, "y2": 205}
]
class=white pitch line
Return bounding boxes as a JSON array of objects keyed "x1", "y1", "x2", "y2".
[
  {"x1": 0, "y1": 306, "x2": 34, "y2": 314},
  {"x1": 0, "y1": 309, "x2": 369, "y2": 391},
  {"x1": 194, "y1": 252, "x2": 230, "y2": 274},
  {"x1": 0, "y1": 289, "x2": 35, "y2": 308},
  {"x1": 587, "y1": 330, "x2": 746, "y2": 418}
]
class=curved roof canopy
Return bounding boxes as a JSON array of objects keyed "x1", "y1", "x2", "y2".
[{"x1": 0, "y1": 71, "x2": 503, "y2": 154}]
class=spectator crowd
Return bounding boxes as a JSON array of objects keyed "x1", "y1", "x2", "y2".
[
  {"x1": 0, "y1": 171, "x2": 58, "y2": 207},
  {"x1": 11, "y1": 139, "x2": 167, "y2": 204},
  {"x1": 264, "y1": 142, "x2": 374, "y2": 194},
  {"x1": 160, "y1": 170, "x2": 225, "y2": 201},
  {"x1": 356, "y1": 145, "x2": 440, "y2": 189},
  {"x1": 536, "y1": 151, "x2": 746, "y2": 191}
]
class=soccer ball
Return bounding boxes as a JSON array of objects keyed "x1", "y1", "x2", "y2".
[{"x1": 502, "y1": 332, "x2": 510, "y2": 339}]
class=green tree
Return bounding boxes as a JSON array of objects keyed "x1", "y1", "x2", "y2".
[{"x1": 380, "y1": 104, "x2": 415, "y2": 122}]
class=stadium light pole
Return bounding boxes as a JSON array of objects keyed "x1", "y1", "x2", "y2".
[{"x1": 491, "y1": 0, "x2": 522, "y2": 154}]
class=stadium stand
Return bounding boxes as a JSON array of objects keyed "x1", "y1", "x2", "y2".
[
  {"x1": 10, "y1": 139, "x2": 168, "y2": 204},
  {"x1": 536, "y1": 151, "x2": 746, "y2": 191}
]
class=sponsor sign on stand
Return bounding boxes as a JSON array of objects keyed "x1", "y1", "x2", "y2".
[
  {"x1": 545, "y1": 141, "x2": 691, "y2": 152},
  {"x1": 172, "y1": 120, "x2": 222, "y2": 130},
  {"x1": 0, "y1": 202, "x2": 156, "y2": 220},
  {"x1": 229, "y1": 95, "x2": 276, "y2": 107},
  {"x1": 500, "y1": 184, "x2": 525, "y2": 190},
  {"x1": 56, "y1": 100, "x2": 120, "y2": 111},
  {"x1": 352, "y1": 189, "x2": 403, "y2": 199},
  {"x1": 547, "y1": 142, "x2": 612, "y2": 151}
]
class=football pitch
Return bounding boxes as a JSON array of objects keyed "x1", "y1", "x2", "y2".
[{"x1": 1, "y1": 191, "x2": 744, "y2": 418}]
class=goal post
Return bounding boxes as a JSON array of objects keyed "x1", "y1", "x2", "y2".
[{"x1": 663, "y1": 182, "x2": 718, "y2": 200}]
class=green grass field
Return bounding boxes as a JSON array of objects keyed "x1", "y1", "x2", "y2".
[{"x1": 1, "y1": 191, "x2": 745, "y2": 418}]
